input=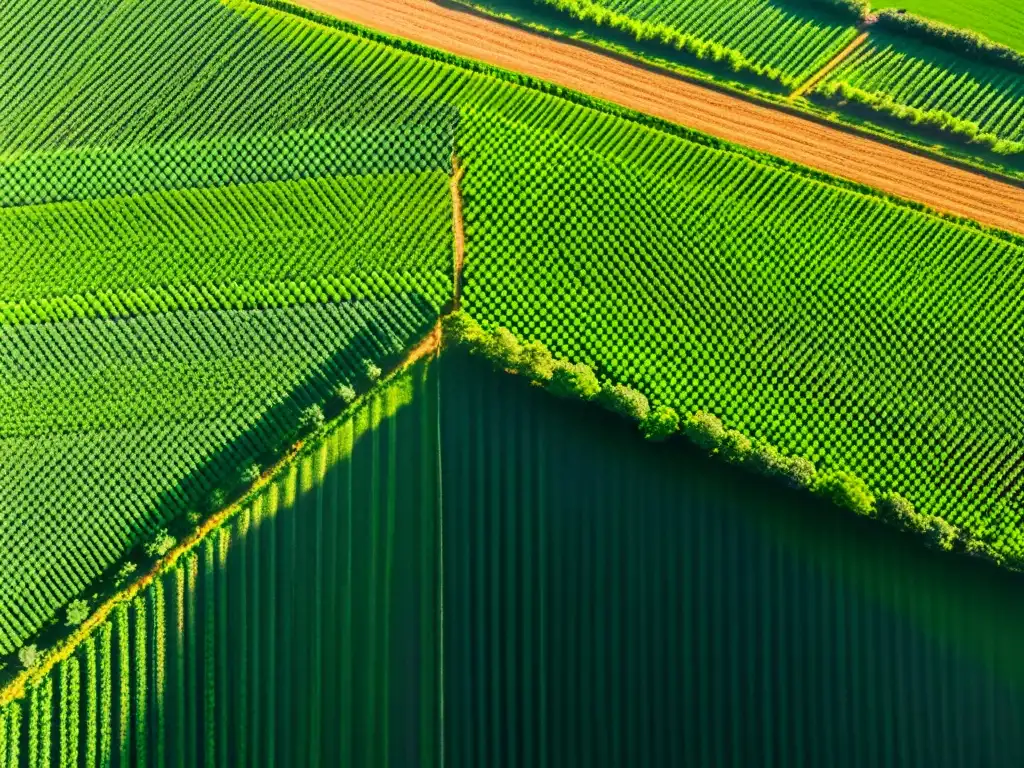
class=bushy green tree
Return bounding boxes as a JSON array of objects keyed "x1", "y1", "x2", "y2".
[
  {"x1": 683, "y1": 410, "x2": 726, "y2": 452},
  {"x1": 240, "y1": 462, "x2": 261, "y2": 485},
  {"x1": 923, "y1": 516, "x2": 958, "y2": 551},
  {"x1": 641, "y1": 405, "x2": 680, "y2": 441},
  {"x1": 719, "y1": 429, "x2": 752, "y2": 464},
  {"x1": 298, "y1": 403, "x2": 325, "y2": 435},
  {"x1": 548, "y1": 360, "x2": 601, "y2": 400},
  {"x1": 485, "y1": 327, "x2": 523, "y2": 370},
  {"x1": 115, "y1": 561, "x2": 138, "y2": 587},
  {"x1": 779, "y1": 455, "x2": 816, "y2": 489},
  {"x1": 207, "y1": 488, "x2": 228, "y2": 513},
  {"x1": 362, "y1": 359, "x2": 382, "y2": 383},
  {"x1": 815, "y1": 471, "x2": 875, "y2": 517},
  {"x1": 600, "y1": 383, "x2": 650, "y2": 422},
  {"x1": 443, "y1": 310, "x2": 487, "y2": 351},
  {"x1": 66, "y1": 599, "x2": 90, "y2": 627},
  {"x1": 19, "y1": 644, "x2": 39, "y2": 670},
  {"x1": 144, "y1": 528, "x2": 176, "y2": 559},
  {"x1": 332, "y1": 381, "x2": 357, "y2": 405},
  {"x1": 517, "y1": 339, "x2": 555, "y2": 382},
  {"x1": 876, "y1": 491, "x2": 917, "y2": 528}
]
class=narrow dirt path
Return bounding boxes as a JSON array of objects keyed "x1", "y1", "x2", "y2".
[
  {"x1": 450, "y1": 157, "x2": 466, "y2": 308},
  {"x1": 789, "y1": 31, "x2": 869, "y2": 101},
  {"x1": 292, "y1": 0, "x2": 1024, "y2": 235}
]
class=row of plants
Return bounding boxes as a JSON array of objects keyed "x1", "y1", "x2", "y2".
[
  {"x1": 459, "y1": 102, "x2": 1024, "y2": 555},
  {"x1": 537, "y1": 0, "x2": 859, "y2": 90},
  {"x1": 814, "y1": 80, "x2": 1024, "y2": 155},
  {"x1": 873, "y1": 10, "x2": 1024, "y2": 73},
  {"x1": 0, "y1": 297, "x2": 434, "y2": 655},
  {"x1": 0, "y1": 358, "x2": 434, "y2": 766},
  {"x1": 1, "y1": 169, "x2": 453, "y2": 308},
  {"x1": 444, "y1": 311, "x2": 1013, "y2": 570}
]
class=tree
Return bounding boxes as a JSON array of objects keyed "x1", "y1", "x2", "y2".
[
  {"x1": 517, "y1": 340, "x2": 555, "y2": 382},
  {"x1": 779, "y1": 455, "x2": 816, "y2": 489},
  {"x1": 332, "y1": 381, "x2": 357, "y2": 405},
  {"x1": 144, "y1": 528, "x2": 176, "y2": 559},
  {"x1": 66, "y1": 599, "x2": 90, "y2": 627},
  {"x1": 547, "y1": 360, "x2": 601, "y2": 400},
  {"x1": 815, "y1": 471, "x2": 874, "y2": 517},
  {"x1": 485, "y1": 327, "x2": 523, "y2": 370},
  {"x1": 599, "y1": 383, "x2": 650, "y2": 422},
  {"x1": 115, "y1": 561, "x2": 138, "y2": 587},
  {"x1": 641, "y1": 405, "x2": 680, "y2": 441},
  {"x1": 876, "y1": 491, "x2": 917, "y2": 529},
  {"x1": 240, "y1": 462, "x2": 261, "y2": 485},
  {"x1": 19, "y1": 644, "x2": 39, "y2": 670},
  {"x1": 362, "y1": 359, "x2": 382, "y2": 384},
  {"x1": 719, "y1": 429, "x2": 752, "y2": 464},
  {"x1": 298, "y1": 403, "x2": 325, "y2": 435},
  {"x1": 923, "y1": 516, "x2": 958, "y2": 551},
  {"x1": 442, "y1": 310, "x2": 486, "y2": 351},
  {"x1": 683, "y1": 410, "x2": 726, "y2": 452}
]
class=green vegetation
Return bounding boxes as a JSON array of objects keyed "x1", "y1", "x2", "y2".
[
  {"x1": 0, "y1": 366, "x2": 441, "y2": 765},
  {"x1": 458, "y1": 101, "x2": 1024, "y2": 563},
  {"x1": 817, "y1": 30, "x2": 1024, "y2": 154},
  {"x1": 878, "y1": 0, "x2": 1024, "y2": 53},
  {"x1": 538, "y1": 0, "x2": 859, "y2": 89}
]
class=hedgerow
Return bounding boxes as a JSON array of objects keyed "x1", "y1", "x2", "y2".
[
  {"x1": 443, "y1": 317, "x2": 1011, "y2": 570},
  {"x1": 537, "y1": 0, "x2": 859, "y2": 90},
  {"x1": 874, "y1": 10, "x2": 1024, "y2": 73}
]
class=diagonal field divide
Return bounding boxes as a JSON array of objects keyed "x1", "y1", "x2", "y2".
[
  {"x1": 789, "y1": 30, "x2": 869, "y2": 101},
  {"x1": 291, "y1": 0, "x2": 1024, "y2": 236}
]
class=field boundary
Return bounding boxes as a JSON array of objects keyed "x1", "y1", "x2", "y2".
[
  {"x1": 0, "y1": 332, "x2": 440, "y2": 706},
  {"x1": 790, "y1": 30, "x2": 869, "y2": 101},
  {"x1": 450, "y1": 157, "x2": 466, "y2": 308},
  {"x1": 271, "y1": 0, "x2": 1024, "y2": 241}
]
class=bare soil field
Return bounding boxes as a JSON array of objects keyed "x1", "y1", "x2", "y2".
[{"x1": 296, "y1": 0, "x2": 1024, "y2": 235}]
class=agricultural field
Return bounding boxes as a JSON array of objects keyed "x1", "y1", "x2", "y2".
[
  {"x1": 3, "y1": 0, "x2": 1024, "y2": 763},
  {"x1": 816, "y1": 30, "x2": 1024, "y2": 153},
  {"x1": 877, "y1": 0, "x2": 1024, "y2": 52},
  {"x1": 536, "y1": 0, "x2": 860, "y2": 89}
]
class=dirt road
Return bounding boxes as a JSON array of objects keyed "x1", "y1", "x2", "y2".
[{"x1": 295, "y1": 0, "x2": 1024, "y2": 235}]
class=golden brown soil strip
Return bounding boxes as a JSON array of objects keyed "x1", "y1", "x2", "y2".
[
  {"x1": 292, "y1": 0, "x2": 1024, "y2": 235},
  {"x1": 450, "y1": 157, "x2": 466, "y2": 308},
  {"x1": 789, "y1": 31, "x2": 868, "y2": 101}
]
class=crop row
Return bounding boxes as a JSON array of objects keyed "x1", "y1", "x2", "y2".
[
  {"x1": 0, "y1": 296, "x2": 437, "y2": 654},
  {"x1": 819, "y1": 32, "x2": 1024, "y2": 151},
  {"x1": 1, "y1": 0, "x2": 456, "y2": 157},
  {"x1": 0, "y1": 121, "x2": 456, "y2": 207},
  {"x1": 0, "y1": 367, "x2": 440, "y2": 765},
  {"x1": 538, "y1": 0, "x2": 857, "y2": 88},
  {"x1": 457, "y1": 103, "x2": 1024, "y2": 560},
  {"x1": 1, "y1": 169, "x2": 452, "y2": 305}
]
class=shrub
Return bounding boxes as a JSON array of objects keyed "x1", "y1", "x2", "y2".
[
  {"x1": 779, "y1": 455, "x2": 816, "y2": 489},
  {"x1": 815, "y1": 470, "x2": 875, "y2": 517},
  {"x1": 332, "y1": 381, "x2": 357, "y2": 405},
  {"x1": 750, "y1": 440, "x2": 785, "y2": 477},
  {"x1": 207, "y1": 488, "x2": 228, "y2": 513},
  {"x1": 485, "y1": 326, "x2": 523, "y2": 370},
  {"x1": 115, "y1": 561, "x2": 137, "y2": 587},
  {"x1": 641, "y1": 405, "x2": 680, "y2": 441},
  {"x1": 186, "y1": 511, "x2": 203, "y2": 527},
  {"x1": 66, "y1": 599, "x2": 89, "y2": 627},
  {"x1": 517, "y1": 339, "x2": 555, "y2": 382},
  {"x1": 240, "y1": 462, "x2": 261, "y2": 485},
  {"x1": 923, "y1": 516, "x2": 958, "y2": 551},
  {"x1": 362, "y1": 359, "x2": 382, "y2": 383},
  {"x1": 599, "y1": 383, "x2": 650, "y2": 422},
  {"x1": 144, "y1": 528, "x2": 176, "y2": 559},
  {"x1": 719, "y1": 429, "x2": 752, "y2": 464},
  {"x1": 442, "y1": 310, "x2": 487, "y2": 351},
  {"x1": 683, "y1": 410, "x2": 726, "y2": 452},
  {"x1": 298, "y1": 403, "x2": 325, "y2": 434},
  {"x1": 19, "y1": 644, "x2": 39, "y2": 670},
  {"x1": 876, "y1": 491, "x2": 917, "y2": 528},
  {"x1": 547, "y1": 360, "x2": 601, "y2": 400}
]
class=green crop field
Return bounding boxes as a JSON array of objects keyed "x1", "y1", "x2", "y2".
[
  {"x1": 537, "y1": 0, "x2": 859, "y2": 88},
  {"x1": 817, "y1": 30, "x2": 1024, "y2": 152},
  {"x1": 3, "y1": 0, "x2": 1024, "y2": 762},
  {"x1": 878, "y1": 0, "x2": 1024, "y2": 53}
]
